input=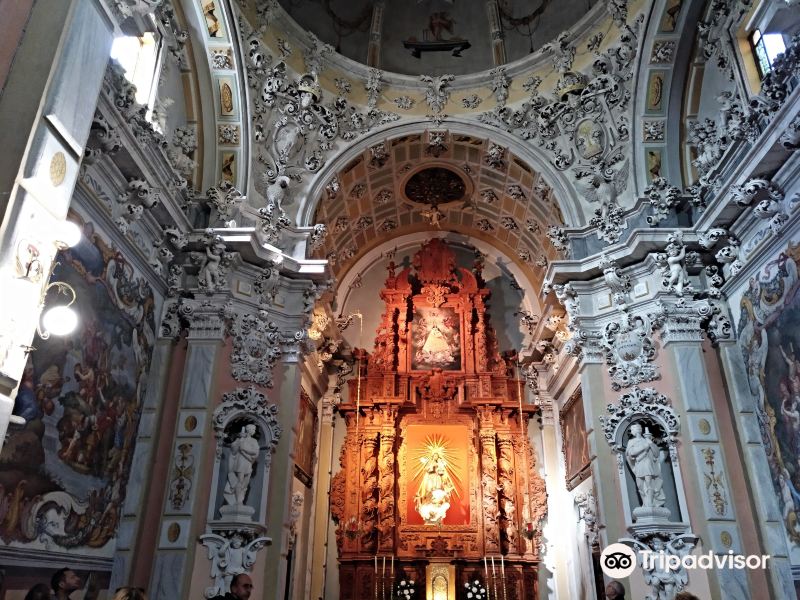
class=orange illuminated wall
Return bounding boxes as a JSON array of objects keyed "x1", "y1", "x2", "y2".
[{"x1": 405, "y1": 424, "x2": 470, "y2": 525}]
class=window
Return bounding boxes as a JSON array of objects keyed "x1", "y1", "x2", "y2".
[
  {"x1": 110, "y1": 31, "x2": 162, "y2": 118},
  {"x1": 751, "y1": 29, "x2": 786, "y2": 77}
]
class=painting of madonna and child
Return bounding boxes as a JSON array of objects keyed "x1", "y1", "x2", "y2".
[
  {"x1": 0, "y1": 220, "x2": 156, "y2": 552},
  {"x1": 411, "y1": 307, "x2": 461, "y2": 371}
]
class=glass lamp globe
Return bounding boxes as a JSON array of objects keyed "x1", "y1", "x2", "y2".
[
  {"x1": 55, "y1": 221, "x2": 82, "y2": 248},
  {"x1": 42, "y1": 305, "x2": 78, "y2": 336}
]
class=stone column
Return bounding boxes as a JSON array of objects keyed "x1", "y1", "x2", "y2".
[
  {"x1": 110, "y1": 338, "x2": 177, "y2": 590},
  {"x1": 478, "y1": 406, "x2": 500, "y2": 553},
  {"x1": 262, "y1": 341, "x2": 308, "y2": 600},
  {"x1": 657, "y1": 301, "x2": 760, "y2": 599},
  {"x1": 717, "y1": 340, "x2": 795, "y2": 597},
  {"x1": 0, "y1": 0, "x2": 115, "y2": 449},
  {"x1": 308, "y1": 391, "x2": 339, "y2": 600},
  {"x1": 150, "y1": 302, "x2": 225, "y2": 600}
]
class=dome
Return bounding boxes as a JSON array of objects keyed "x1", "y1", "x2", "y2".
[{"x1": 277, "y1": 0, "x2": 601, "y2": 76}]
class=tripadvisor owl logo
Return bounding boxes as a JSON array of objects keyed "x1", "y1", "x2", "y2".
[{"x1": 600, "y1": 543, "x2": 637, "y2": 578}]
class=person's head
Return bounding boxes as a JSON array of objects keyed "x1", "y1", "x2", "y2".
[
  {"x1": 24, "y1": 583, "x2": 52, "y2": 600},
  {"x1": 112, "y1": 588, "x2": 148, "y2": 600},
  {"x1": 674, "y1": 593, "x2": 700, "y2": 600},
  {"x1": 51, "y1": 569, "x2": 81, "y2": 595},
  {"x1": 605, "y1": 580, "x2": 625, "y2": 599},
  {"x1": 230, "y1": 573, "x2": 253, "y2": 600},
  {"x1": 630, "y1": 422, "x2": 642, "y2": 437}
]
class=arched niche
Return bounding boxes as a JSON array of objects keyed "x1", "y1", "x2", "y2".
[
  {"x1": 600, "y1": 387, "x2": 690, "y2": 531},
  {"x1": 208, "y1": 386, "x2": 282, "y2": 525}
]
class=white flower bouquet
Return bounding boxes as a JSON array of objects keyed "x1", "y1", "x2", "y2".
[
  {"x1": 463, "y1": 579, "x2": 488, "y2": 600},
  {"x1": 396, "y1": 579, "x2": 416, "y2": 598}
]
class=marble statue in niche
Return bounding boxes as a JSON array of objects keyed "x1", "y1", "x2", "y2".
[
  {"x1": 221, "y1": 424, "x2": 259, "y2": 516},
  {"x1": 625, "y1": 422, "x2": 669, "y2": 521}
]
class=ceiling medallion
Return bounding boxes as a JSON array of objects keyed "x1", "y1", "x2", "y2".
[{"x1": 404, "y1": 166, "x2": 466, "y2": 206}]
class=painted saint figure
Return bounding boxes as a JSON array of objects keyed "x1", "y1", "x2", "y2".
[
  {"x1": 223, "y1": 424, "x2": 259, "y2": 508},
  {"x1": 414, "y1": 450, "x2": 455, "y2": 525},
  {"x1": 625, "y1": 422, "x2": 666, "y2": 508}
]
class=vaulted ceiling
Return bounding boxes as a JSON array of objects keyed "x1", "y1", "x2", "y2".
[{"x1": 310, "y1": 131, "x2": 564, "y2": 284}]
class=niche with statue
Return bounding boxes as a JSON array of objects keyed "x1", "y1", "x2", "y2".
[
  {"x1": 208, "y1": 386, "x2": 282, "y2": 526},
  {"x1": 600, "y1": 387, "x2": 690, "y2": 534}
]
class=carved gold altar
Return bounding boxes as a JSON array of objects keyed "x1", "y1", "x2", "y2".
[{"x1": 330, "y1": 240, "x2": 547, "y2": 599}]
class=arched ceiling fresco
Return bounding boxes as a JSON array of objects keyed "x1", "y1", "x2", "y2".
[{"x1": 310, "y1": 131, "x2": 564, "y2": 283}]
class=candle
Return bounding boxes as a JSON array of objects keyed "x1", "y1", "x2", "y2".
[
  {"x1": 391, "y1": 555, "x2": 394, "y2": 575},
  {"x1": 375, "y1": 555, "x2": 378, "y2": 573},
  {"x1": 383, "y1": 555, "x2": 386, "y2": 576},
  {"x1": 484, "y1": 557, "x2": 490, "y2": 600},
  {"x1": 491, "y1": 556, "x2": 498, "y2": 600},
  {"x1": 500, "y1": 556, "x2": 507, "y2": 600}
]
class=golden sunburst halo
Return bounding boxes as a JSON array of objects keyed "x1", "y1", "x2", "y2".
[{"x1": 411, "y1": 434, "x2": 462, "y2": 497}]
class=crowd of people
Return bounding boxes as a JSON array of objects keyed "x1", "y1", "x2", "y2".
[{"x1": 24, "y1": 568, "x2": 254, "y2": 600}]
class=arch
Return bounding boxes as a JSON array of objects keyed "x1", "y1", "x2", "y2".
[{"x1": 297, "y1": 118, "x2": 585, "y2": 230}]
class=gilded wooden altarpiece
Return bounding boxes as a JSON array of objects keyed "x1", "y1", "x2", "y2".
[{"x1": 330, "y1": 239, "x2": 547, "y2": 599}]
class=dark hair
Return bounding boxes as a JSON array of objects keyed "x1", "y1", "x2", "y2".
[
  {"x1": 674, "y1": 593, "x2": 700, "y2": 600},
  {"x1": 230, "y1": 573, "x2": 249, "y2": 589},
  {"x1": 112, "y1": 587, "x2": 148, "y2": 600},
  {"x1": 51, "y1": 568, "x2": 72, "y2": 593},
  {"x1": 25, "y1": 583, "x2": 52, "y2": 600}
]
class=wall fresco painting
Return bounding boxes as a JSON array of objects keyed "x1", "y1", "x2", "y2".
[
  {"x1": 739, "y1": 242, "x2": 800, "y2": 549},
  {"x1": 1, "y1": 220, "x2": 156, "y2": 551}
]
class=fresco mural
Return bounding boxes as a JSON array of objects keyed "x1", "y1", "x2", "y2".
[
  {"x1": 739, "y1": 241, "x2": 800, "y2": 549},
  {"x1": 1, "y1": 220, "x2": 157, "y2": 551}
]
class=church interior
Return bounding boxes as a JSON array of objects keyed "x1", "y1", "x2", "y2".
[{"x1": 1, "y1": 0, "x2": 800, "y2": 598}]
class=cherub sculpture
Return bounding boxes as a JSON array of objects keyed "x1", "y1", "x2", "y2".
[{"x1": 200, "y1": 532, "x2": 270, "y2": 599}]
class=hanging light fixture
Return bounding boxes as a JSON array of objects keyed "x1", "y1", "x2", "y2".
[
  {"x1": 14, "y1": 219, "x2": 83, "y2": 339},
  {"x1": 38, "y1": 281, "x2": 78, "y2": 339}
]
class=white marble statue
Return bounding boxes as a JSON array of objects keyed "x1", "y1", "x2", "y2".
[
  {"x1": 223, "y1": 424, "x2": 260, "y2": 508},
  {"x1": 625, "y1": 423, "x2": 666, "y2": 509}
]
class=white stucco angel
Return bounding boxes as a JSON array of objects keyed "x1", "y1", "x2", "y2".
[
  {"x1": 574, "y1": 159, "x2": 630, "y2": 222},
  {"x1": 200, "y1": 531, "x2": 270, "y2": 599},
  {"x1": 624, "y1": 534, "x2": 696, "y2": 600}
]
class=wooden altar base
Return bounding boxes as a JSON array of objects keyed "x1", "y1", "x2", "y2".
[{"x1": 338, "y1": 559, "x2": 538, "y2": 600}]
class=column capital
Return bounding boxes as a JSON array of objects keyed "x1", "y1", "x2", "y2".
[{"x1": 653, "y1": 298, "x2": 713, "y2": 345}]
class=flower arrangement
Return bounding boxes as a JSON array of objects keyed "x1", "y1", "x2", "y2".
[
  {"x1": 396, "y1": 579, "x2": 416, "y2": 598},
  {"x1": 523, "y1": 521, "x2": 536, "y2": 540},
  {"x1": 463, "y1": 579, "x2": 487, "y2": 600},
  {"x1": 343, "y1": 516, "x2": 360, "y2": 539}
]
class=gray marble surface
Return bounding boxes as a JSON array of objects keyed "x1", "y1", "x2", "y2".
[
  {"x1": 150, "y1": 552, "x2": 186, "y2": 600},
  {"x1": 675, "y1": 346, "x2": 713, "y2": 411},
  {"x1": 181, "y1": 343, "x2": 218, "y2": 408},
  {"x1": 123, "y1": 439, "x2": 152, "y2": 516}
]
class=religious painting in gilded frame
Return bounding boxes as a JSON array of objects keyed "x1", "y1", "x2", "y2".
[
  {"x1": 293, "y1": 388, "x2": 317, "y2": 487},
  {"x1": 411, "y1": 306, "x2": 461, "y2": 371},
  {"x1": 561, "y1": 389, "x2": 591, "y2": 490}
]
